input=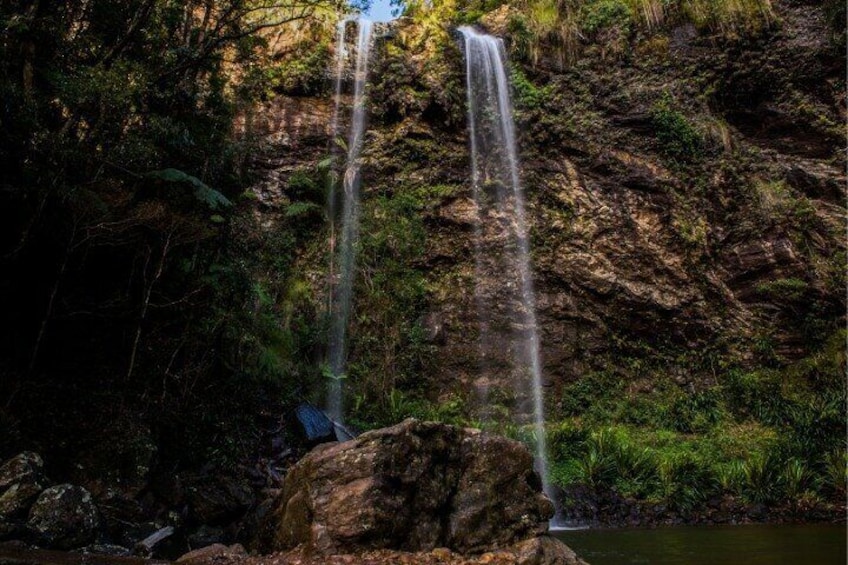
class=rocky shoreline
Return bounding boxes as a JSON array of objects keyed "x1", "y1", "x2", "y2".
[
  {"x1": 0, "y1": 421, "x2": 589, "y2": 564},
  {"x1": 1, "y1": 429, "x2": 842, "y2": 564}
]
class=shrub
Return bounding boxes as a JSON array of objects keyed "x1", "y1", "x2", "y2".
[
  {"x1": 548, "y1": 420, "x2": 590, "y2": 461},
  {"x1": 823, "y1": 0, "x2": 846, "y2": 49},
  {"x1": 822, "y1": 449, "x2": 847, "y2": 499},
  {"x1": 715, "y1": 460, "x2": 745, "y2": 494},
  {"x1": 650, "y1": 93, "x2": 703, "y2": 163},
  {"x1": 581, "y1": 0, "x2": 634, "y2": 35},
  {"x1": 268, "y1": 42, "x2": 331, "y2": 96},
  {"x1": 559, "y1": 371, "x2": 623, "y2": 418},
  {"x1": 755, "y1": 277, "x2": 809, "y2": 302},
  {"x1": 682, "y1": 0, "x2": 775, "y2": 34},
  {"x1": 509, "y1": 0, "x2": 581, "y2": 68},
  {"x1": 656, "y1": 453, "x2": 715, "y2": 511},
  {"x1": 739, "y1": 453, "x2": 781, "y2": 504},
  {"x1": 666, "y1": 389, "x2": 726, "y2": 433},
  {"x1": 782, "y1": 458, "x2": 814, "y2": 500},
  {"x1": 288, "y1": 169, "x2": 324, "y2": 203},
  {"x1": 612, "y1": 443, "x2": 656, "y2": 497},
  {"x1": 511, "y1": 65, "x2": 549, "y2": 111}
]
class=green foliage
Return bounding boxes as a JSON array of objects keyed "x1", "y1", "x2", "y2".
[
  {"x1": 682, "y1": 0, "x2": 775, "y2": 34},
  {"x1": 283, "y1": 169, "x2": 327, "y2": 233},
  {"x1": 666, "y1": 389, "x2": 725, "y2": 433},
  {"x1": 285, "y1": 201, "x2": 322, "y2": 218},
  {"x1": 548, "y1": 420, "x2": 591, "y2": 461},
  {"x1": 738, "y1": 453, "x2": 781, "y2": 504},
  {"x1": 510, "y1": 65, "x2": 550, "y2": 111},
  {"x1": 288, "y1": 169, "x2": 324, "y2": 202},
  {"x1": 823, "y1": 0, "x2": 846, "y2": 49},
  {"x1": 508, "y1": 0, "x2": 581, "y2": 68},
  {"x1": 650, "y1": 93, "x2": 703, "y2": 163},
  {"x1": 407, "y1": 184, "x2": 461, "y2": 210},
  {"x1": 504, "y1": 0, "x2": 774, "y2": 67},
  {"x1": 656, "y1": 453, "x2": 715, "y2": 511},
  {"x1": 755, "y1": 277, "x2": 809, "y2": 302},
  {"x1": 146, "y1": 168, "x2": 233, "y2": 210},
  {"x1": 547, "y1": 329, "x2": 845, "y2": 514},
  {"x1": 342, "y1": 187, "x2": 434, "y2": 425},
  {"x1": 559, "y1": 371, "x2": 623, "y2": 418},
  {"x1": 350, "y1": 388, "x2": 468, "y2": 429},
  {"x1": 265, "y1": 42, "x2": 332, "y2": 96},
  {"x1": 581, "y1": 0, "x2": 634, "y2": 35},
  {"x1": 715, "y1": 460, "x2": 745, "y2": 493},
  {"x1": 823, "y1": 450, "x2": 847, "y2": 498},
  {"x1": 782, "y1": 458, "x2": 814, "y2": 500}
]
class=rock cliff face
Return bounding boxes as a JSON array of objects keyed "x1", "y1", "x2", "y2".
[{"x1": 242, "y1": 0, "x2": 844, "y2": 416}]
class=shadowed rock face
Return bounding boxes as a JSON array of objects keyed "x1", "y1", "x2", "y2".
[
  {"x1": 266, "y1": 419, "x2": 554, "y2": 555},
  {"x1": 27, "y1": 484, "x2": 100, "y2": 550}
]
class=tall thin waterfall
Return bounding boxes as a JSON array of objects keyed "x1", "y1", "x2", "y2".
[
  {"x1": 326, "y1": 16, "x2": 351, "y2": 317},
  {"x1": 327, "y1": 18, "x2": 374, "y2": 423},
  {"x1": 459, "y1": 27, "x2": 550, "y2": 498}
]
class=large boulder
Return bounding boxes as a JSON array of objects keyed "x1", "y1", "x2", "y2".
[
  {"x1": 27, "y1": 484, "x2": 100, "y2": 549},
  {"x1": 267, "y1": 419, "x2": 556, "y2": 556}
]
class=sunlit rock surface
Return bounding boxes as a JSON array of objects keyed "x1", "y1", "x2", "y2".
[{"x1": 260, "y1": 419, "x2": 562, "y2": 558}]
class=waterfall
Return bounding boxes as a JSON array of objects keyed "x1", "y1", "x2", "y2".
[
  {"x1": 459, "y1": 27, "x2": 551, "y2": 499},
  {"x1": 327, "y1": 18, "x2": 374, "y2": 423}
]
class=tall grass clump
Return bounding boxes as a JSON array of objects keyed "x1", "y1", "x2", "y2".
[
  {"x1": 823, "y1": 449, "x2": 847, "y2": 499},
  {"x1": 509, "y1": 0, "x2": 582, "y2": 68},
  {"x1": 505, "y1": 0, "x2": 776, "y2": 69},
  {"x1": 782, "y1": 458, "x2": 815, "y2": 500},
  {"x1": 739, "y1": 453, "x2": 781, "y2": 504},
  {"x1": 628, "y1": 0, "x2": 666, "y2": 29},
  {"x1": 682, "y1": 0, "x2": 775, "y2": 34}
]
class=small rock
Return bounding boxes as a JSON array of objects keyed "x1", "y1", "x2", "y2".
[
  {"x1": 510, "y1": 536, "x2": 589, "y2": 565},
  {"x1": 188, "y1": 524, "x2": 225, "y2": 549},
  {"x1": 0, "y1": 481, "x2": 46, "y2": 522},
  {"x1": 0, "y1": 452, "x2": 45, "y2": 491},
  {"x1": 77, "y1": 543, "x2": 132, "y2": 556},
  {"x1": 431, "y1": 547, "x2": 452, "y2": 560},
  {"x1": 26, "y1": 484, "x2": 100, "y2": 550},
  {"x1": 0, "y1": 452, "x2": 48, "y2": 522},
  {"x1": 176, "y1": 543, "x2": 247, "y2": 563}
]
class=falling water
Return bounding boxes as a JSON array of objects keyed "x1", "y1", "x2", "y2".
[
  {"x1": 325, "y1": 16, "x2": 350, "y2": 318},
  {"x1": 326, "y1": 18, "x2": 374, "y2": 423},
  {"x1": 459, "y1": 27, "x2": 550, "y2": 498}
]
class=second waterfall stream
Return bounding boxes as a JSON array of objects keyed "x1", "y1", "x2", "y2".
[
  {"x1": 326, "y1": 18, "x2": 374, "y2": 424},
  {"x1": 458, "y1": 26, "x2": 551, "y2": 502}
]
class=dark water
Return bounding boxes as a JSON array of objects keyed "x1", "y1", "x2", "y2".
[{"x1": 553, "y1": 524, "x2": 847, "y2": 565}]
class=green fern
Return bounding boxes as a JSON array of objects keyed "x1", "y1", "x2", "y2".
[{"x1": 146, "y1": 168, "x2": 233, "y2": 210}]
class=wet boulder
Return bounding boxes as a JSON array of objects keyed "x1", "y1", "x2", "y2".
[
  {"x1": 26, "y1": 484, "x2": 100, "y2": 549},
  {"x1": 0, "y1": 452, "x2": 45, "y2": 493},
  {"x1": 266, "y1": 419, "x2": 556, "y2": 556}
]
